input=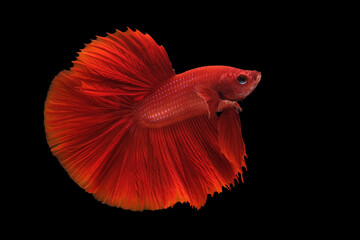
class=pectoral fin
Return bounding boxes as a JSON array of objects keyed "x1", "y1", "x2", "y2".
[
  {"x1": 195, "y1": 85, "x2": 243, "y2": 118},
  {"x1": 195, "y1": 85, "x2": 220, "y2": 118}
]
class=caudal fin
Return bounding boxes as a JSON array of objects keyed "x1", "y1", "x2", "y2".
[{"x1": 44, "y1": 29, "x2": 175, "y2": 210}]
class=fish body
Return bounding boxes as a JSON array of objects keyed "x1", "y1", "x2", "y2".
[
  {"x1": 137, "y1": 66, "x2": 260, "y2": 128},
  {"x1": 44, "y1": 29, "x2": 261, "y2": 210}
]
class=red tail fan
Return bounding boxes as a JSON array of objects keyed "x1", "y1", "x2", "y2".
[{"x1": 44, "y1": 28, "x2": 260, "y2": 210}]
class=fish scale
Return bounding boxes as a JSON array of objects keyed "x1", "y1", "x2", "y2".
[{"x1": 136, "y1": 67, "x2": 224, "y2": 128}]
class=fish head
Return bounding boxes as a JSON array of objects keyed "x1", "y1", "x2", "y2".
[{"x1": 218, "y1": 68, "x2": 261, "y2": 101}]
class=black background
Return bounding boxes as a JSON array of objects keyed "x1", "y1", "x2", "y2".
[{"x1": 18, "y1": 6, "x2": 319, "y2": 231}]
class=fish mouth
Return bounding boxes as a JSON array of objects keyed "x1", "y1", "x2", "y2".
[{"x1": 252, "y1": 70, "x2": 262, "y2": 83}]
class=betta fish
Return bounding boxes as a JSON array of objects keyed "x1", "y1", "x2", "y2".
[{"x1": 44, "y1": 28, "x2": 261, "y2": 211}]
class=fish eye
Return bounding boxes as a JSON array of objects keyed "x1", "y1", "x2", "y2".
[{"x1": 237, "y1": 75, "x2": 247, "y2": 84}]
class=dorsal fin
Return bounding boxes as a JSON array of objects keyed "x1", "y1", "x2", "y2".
[{"x1": 71, "y1": 28, "x2": 175, "y2": 100}]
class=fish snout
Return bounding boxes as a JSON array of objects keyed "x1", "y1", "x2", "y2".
[{"x1": 253, "y1": 70, "x2": 261, "y2": 83}]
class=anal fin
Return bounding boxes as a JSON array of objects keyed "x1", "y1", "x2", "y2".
[{"x1": 217, "y1": 107, "x2": 247, "y2": 181}]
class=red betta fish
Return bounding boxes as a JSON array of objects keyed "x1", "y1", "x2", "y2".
[{"x1": 44, "y1": 28, "x2": 261, "y2": 211}]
